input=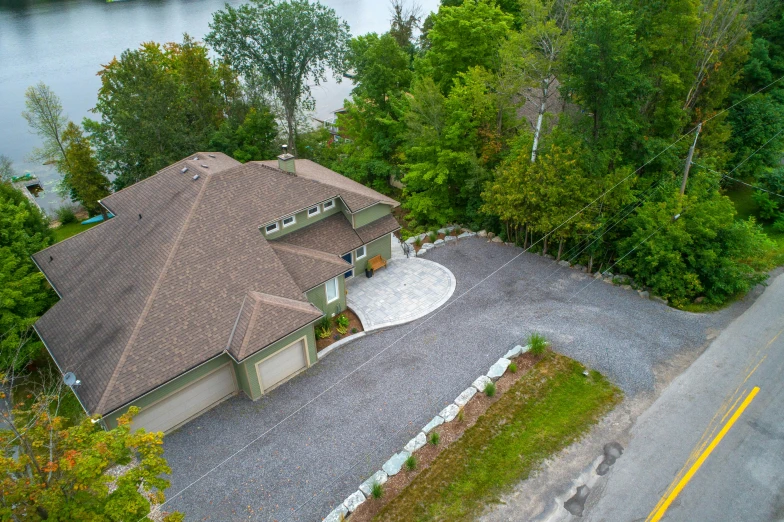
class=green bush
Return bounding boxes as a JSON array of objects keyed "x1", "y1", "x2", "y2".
[
  {"x1": 429, "y1": 231, "x2": 438, "y2": 243},
  {"x1": 371, "y1": 481, "x2": 384, "y2": 499},
  {"x1": 335, "y1": 314, "x2": 349, "y2": 328},
  {"x1": 484, "y1": 382, "x2": 496, "y2": 397},
  {"x1": 405, "y1": 454, "x2": 417, "y2": 471},
  {"x1": 413, "y1": 236, "x2": 423, "y2": 248},
  {"x1": 509, "y1": 362, "x2": 518, "y2": 373},
  {"x1": 457, "y1": 409, "x2": 465, "y2": 422},
  {"x1": 430, "y1": 431, "x2": 440, "y2": 445},
  {"x1": 316, "y1": 316, "x2": 331, "y2": 339},
  {"x1": 528, "y1": 333, "x2": 548, "y2": 355},
  {"x1": 773, "y1": 215, "x2": 784, "y2": 233},
  {"x1": 54, "y1": 205, "x2": 78, "y2": 225},
  {"x1": 351, "y1": 327, "x2": 358, "y2": 334}
]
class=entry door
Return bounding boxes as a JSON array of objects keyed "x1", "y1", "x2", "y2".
[
  {"x1": 342, "y1": 252, "x2": 353, "y2": 279},
  {"x1": 256, "y1": 338, "x2": 308, "y2": 392}
]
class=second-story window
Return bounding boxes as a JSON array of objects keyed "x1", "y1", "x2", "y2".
[
  {"x1": 282, "y1": 215, "x2": 296, "y2": 227},
  {"x1": 307, "y1": 206, "x2": 320, "y2": 217},
  {"x1": 323, "y1": 199, "x2": 335, "y2": 210},
  {"x1": 265, "y1": 222, "x2": 279, "y2": 234}
]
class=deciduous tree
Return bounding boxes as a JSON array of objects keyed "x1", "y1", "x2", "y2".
[{"x1": 58, "y1": 123, "x2": 111, "y2": 217}]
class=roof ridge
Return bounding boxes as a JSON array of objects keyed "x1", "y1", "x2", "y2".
[
  {"x1": 94, "y1": 172, "x2": 214, "y2": 413},
  {"x1": 247, "y1": 291, "x2": 322, "y2": 315},
  {"x1": 269, "y1": 242, "x2": 350, "y2": 266}
]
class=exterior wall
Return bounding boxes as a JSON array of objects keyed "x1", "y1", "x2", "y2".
[
  {"x1": 353, "y1": 203, "x2": 393, "y2": 228},
  {"x1": 235, "y1": 324, "x2": 318, "y2": 400},
  {"x1": 306, "y1": 275, "x2": 346, "y2": 316},
  {"x1": 260, "y1": 198, "x2": 345, "y2": 239},
  {"x1": 103, "y1": 354, "x2": 235, "y2": 429},
  {"x1": 352, "y1": 233, "x2": 393, "y2": 274}
]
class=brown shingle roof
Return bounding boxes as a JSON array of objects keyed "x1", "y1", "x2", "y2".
[
  {"x1": 274, "y1": 213, "x2": 363, "y2": 256},
  {"x1": 270, "y1": 243, "x2": 351, "y2": 292},
  {"x1": 32, "y1": 152, "x2": 397, "y2": 416},
  {"x1": 356, "y1": 214, "x2": 401, "y2": 244}
]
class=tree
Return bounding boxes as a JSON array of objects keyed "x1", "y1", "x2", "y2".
[
  {"x1": 420, "y1": 0, "x2": 513, "y2": 93},
  {"x1": 726, "y1": 93, "x2": 784, "y2": 180},
  {"x1": 0, "y1": 364, "x2": 183, "y2": 521},
  {"x1": 87, "y1": 35, "x2": 241, "y2": 190},
  {"x1": 0, "y1": 155, "x2": 16, "y2": 182},
  {"x1": 389, "y1": 0, "x2": 422, "y2": 50},
  {"x1": 209, "y1": 106, "x2": 278, "y2": 163},
  {"x1": 58, "y1": 123, "x2": 112, "y2": 217},
  {"x1": 206, "y1": 0, "x2": 351, "y2": 155},
  {"x1": 0, "y1": 182, "x2": 55, "y2": 371},
  {"x1": 22, "y1": 83, "x2": 70, "y2": 170}
]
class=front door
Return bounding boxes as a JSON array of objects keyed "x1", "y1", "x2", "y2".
[{"x1": 342, "y1": 252, "x2": 353, "y2": 279}]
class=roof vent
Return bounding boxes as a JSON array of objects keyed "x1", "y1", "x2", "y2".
[
  {"x1": 193, "y1": 174, "x2": 200, "y2": 181},
  {"x1": 192, "y1": 156, "x2": 198, "y2": 160},
  {"x1": 201, "y1": 164, "x2": 209, "y2": 168},
  {"x1": 181, "y1": 167, "x2": 188, "y2": 173},
  {"x1": 277, "y1": 145, "x2": 296, "y2": 174},
  {"x1": 49, "y1": 255, "x2": 53, "y2": 262},
  {"x1": 208, "y1": 154, "x2": 216, "y2": 158},
  {"x1": 138, "y1": 213, "x2": 142, "y2": 220}
]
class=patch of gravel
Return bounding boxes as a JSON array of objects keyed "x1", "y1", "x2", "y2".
[{"x1": 161, "y1": 238, "x2": 755, "y2": 521}]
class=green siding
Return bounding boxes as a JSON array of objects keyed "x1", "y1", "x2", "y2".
[
  {"x1": 260, "y1": 198, "x2": 344, "y2": 239},
  {"x1": 236, "y1": 324, "x2": 318, "y2": 400},
  {"x1": 305, "y1": 275, "x2": 346, "y2": 316},
  {"x1": 353, "y1": 203, "x2": 392, "y2": 228},
  {"x1": 352, "y1": 234, "x2": 393, "y2": 273},
  {"x1": 103, "y1": 354, "x2": 234, "y2": 429}
]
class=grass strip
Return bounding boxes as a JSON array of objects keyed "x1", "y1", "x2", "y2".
[
  {"x1": 374, "y1": 354, "x2": 622, "y2": 522},
  {"x1": 52, "y1": 222, "x2": 99, "y2": 243}
]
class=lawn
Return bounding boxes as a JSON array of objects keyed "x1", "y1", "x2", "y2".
[
  {"x1": 52, "y1": 221, "x2": 99, "y2": 243},
  {"x1": 374, "y1": 354, "x2": 622, "y2": 522}
]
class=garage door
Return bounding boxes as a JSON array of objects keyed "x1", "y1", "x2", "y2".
[
  {"x1": 131, "y1": 364, "x2": 236, "y2": 434},
  {"x1": 257, "y1": 338, "x2": 308, "y2": 392}
]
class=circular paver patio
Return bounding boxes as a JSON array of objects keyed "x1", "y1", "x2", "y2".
[{"x1": 346, "y1": 256, "x2": 456, "y2": 331}]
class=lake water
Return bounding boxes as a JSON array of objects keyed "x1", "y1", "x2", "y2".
[{"x1": 0, "y1": 0, "x2": 437, "y2": 212}]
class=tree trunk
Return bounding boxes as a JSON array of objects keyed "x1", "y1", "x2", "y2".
[
  {"x1": 588, "y1": 254, "x2": 594, "y2": 274},
  {"x1": 543, "y1": 236, "x2": 548, "y2": 255},
  {"x1": 530, "y1": 80, "x2": 549, "y2": 163},
  {"x1": 556, "y1": 238, "x2": 564, "y2": 261},
  {"x1": 285, "y1": 105, "x2": 297, "y2": 156},
  {"x1": 524, "y1": 225, "x2": 529, "y2": 249}
]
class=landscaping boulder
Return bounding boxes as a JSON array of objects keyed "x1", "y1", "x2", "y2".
[
  {"x1": 487, "y1": 232, "x2": 495, "y2": 239},
  {"x1": 422, "y1": 242, "x2": 435, "y2": 250},
  {"x1": 520, "y1": 344, "x2": 532, "y2": 353},
  {"x1": 434, "y1": 239, "x2": 445, "y2": 246},
  {"x1": 359, "y1": 470, "x2": 389, "y2": 497},
  {"x1": 651, "y1": 295, "x2": 668, "y2": 305},
  {"x1": 454, "y1": 387, "x2": 477, "y2": 408},
  {"x1": 445, "y1": 235, "x2": 456, "y2": 242},
  {"x1": 491, "y1": 236, "x2": 503, "y2": 243},
  {"x1": 382, "y1": 451, "x2": 411, "y2": 476},
  {"x1": 439, "y1": 404, "x2": 460, "y2": 422},
  {"x1": 458, "y1": 231, "x2": 475, "y2": 239},
  {"x1": 422, "y1": 415, "x2": 444, "y2": 433},
  {"x1": 472, "y1": 375, "x2": 493, "y2": 393},
  {"x1": 621, "y1": 284, "x2": 632, "y2": 290},
  {"x1": 544, "y1": 254, "x2": 554, "y2": 259},
  {"x1": 323, "y1": 503, "x2": 349, "y2": 522},
  {"x1": 694, "y1": 296, "x2": 705, "y2": 304},
  {"x1": 573, "y1": 264, "x2": 585, "y2": 272},
  {"x1": 503, "y1": 345, "x2": 524, "y2": 359},
  {"x1": 403, "y1": 432, "x2": 427, "y2": 453},
  {"x1": 342, "y1": 490, "x2": 366, "y2": 513},
  {"x1": 593, "y1": 272, "x2": 603, "y2": 279},
  {"x1": 478, "y1": 230, "x2": 487, "y2": 237},
  {"x1": 487, "y1": 358, "x2": 511, "y2": 380},
  {"x1": 638, "y1": 290, "x2": 650, "y2": 299},
  {"x1": 558, "y1": 260, "x2": 570, "y2": 267}
]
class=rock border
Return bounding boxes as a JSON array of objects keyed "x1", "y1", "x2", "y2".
[{"x1": 323, "y1": 344, "x2": 532, "y2": 521}]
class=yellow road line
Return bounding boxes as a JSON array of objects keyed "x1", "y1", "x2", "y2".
[{"x1": 646, "y1": 386, "x2": 760, "y2": 522}]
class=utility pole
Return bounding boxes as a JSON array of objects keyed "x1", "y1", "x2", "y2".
[{"x1": 680, "y1": 122, "x2": 702, "y2": 196}]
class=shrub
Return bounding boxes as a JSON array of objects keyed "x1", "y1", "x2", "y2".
[
  {"x1": 316, "y1": 317, "x2": 331, "y2": 339},
  {"x1": 484, "y1": 382, "x2": 496, "y2": 397},
  {"x1": 457, "y1": 409, "x2": 464, "y2": 422},
  {"x1": 528, "y1": 332, "x2": 548, "y2": 355},
  {"x1": 429, "y1": 431, "x2": 440, "y2": 445},
  {"x1": 371, "y1": 482, "x2": 383, "y2": 499},
  {"x1": 451, "y1": 226, "x2": 460, "y2": 236},
  {"x1": 335, "y1": 314, "x2": 349, "y2": 328},
  {"x1": 773, "y1": 215, "x2": 784, "y2": 233},
  {"x1": 413, "y1": 237, "x2": 422, "y2": 249},
  {"x1": 405, "y1": 454, "x2": 417, "y2": 471},
  {"x1": 351, "y1": 327, "x2": 358, "y2": 334},
  {"x1": 509, "y1": 362, "x2": 518, "y2": 373},
  {"x1": 54, "y1": 205, "x2": 78, "y2": 225},
  {"x1": 429, "y1": 231, "x2": 438, "y2": 243},
  {"x1": 336, "y1": 324, "x2": 348, "y2": 335}
]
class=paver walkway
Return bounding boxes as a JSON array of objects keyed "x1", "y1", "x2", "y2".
[{"x1": 347, "y1": 255, "x2": 455, "y2": 330}]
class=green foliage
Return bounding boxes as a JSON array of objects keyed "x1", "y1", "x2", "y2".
[
  {"x1": 421, "y1": 0, "x2": 513, "y2": 92},
  {"x1": 457, "y1": 409, "x2": 465, "y2": 422},
  {"x1": 209, "y1": 106, "x2": 278, "y2": 162},
  {"x1": 207, "y1": 0, "x2": 350, "y2": 154},
  {"x1": 87, "y1": 35, "x2": 241, "y2": 190},
  {"x1": 405, "y1": 454, "x2": 418, "y2": 471},
  {"x1": 335, "y1": 313, "x2": 350, "y2": 329},
  {"x1": 483, "y1": 381, "x2": 496, "y2": 397},
  {"x1": 316, "y1": 316, "x2": 332, "y2": 339},
  {"x1": 752, "y1": 191, "x2": 780, "y2": 220},
  {"x1": 509, "y1": 362, "x2": 518, "y2": 373},
  {"x1": 0, "y1": 154, "x2": 17, "y2": 182},
  {"x1": 429, "y1": 431, "x2": 440, "y2": 445},
  {"x1": 0, "y1": 183, "x2": 55, "y2": 370},
  {"x1": 22, "y1": 83, "x2": 69, "y2": 167},
  {"x1": 351, "y1": 327, "x2": 358, "y2": 334},
  {"x1": 726, "y1": 94, "x2": 784, "y2": 180},
  {"x1": 0, "y1": 387, "x2": 182, "y2": 522},
  {"x1": 429, "y1": 231, "x2": 438, "y2": 243},
  {"x1": 371, "y1": 481, "x2": 384, "y2": 499},
  {"x1": 58, "y1": 122, "x2": 111, "y2": 216},
  {"x1": 527, "y1": 332, "x2": 549, "y2": 355},
  {"x1": 54, "y1": 205, "x2": 78, "y2": 225}
]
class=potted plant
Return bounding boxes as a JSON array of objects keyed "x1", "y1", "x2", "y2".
[{"x1": 366, "y1": 266, "x2": 373, "y2": 278}]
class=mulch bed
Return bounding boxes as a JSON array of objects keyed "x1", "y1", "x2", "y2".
[
  {"x1": 347, "y1": 352, "x2": 540, "y2": 522},
  {"x1": 315, "y1": 308, "x2": 364, "y2": 353}
]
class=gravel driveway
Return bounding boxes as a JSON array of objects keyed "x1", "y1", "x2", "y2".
[{"x1": 161, "y1": 237, "x2": 750, "y2": 521}]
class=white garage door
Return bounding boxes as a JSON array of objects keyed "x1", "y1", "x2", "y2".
[
  {"x1": 257, "y1": 338, "x2": 308, "y2": 392},
  {"x1": 131, "y1": 364, "x2": 236, "y2": 434}
]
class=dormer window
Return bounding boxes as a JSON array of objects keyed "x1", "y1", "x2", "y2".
[
  {"x1": 323, "y1": 199, "x2": 335, "y2": 210},
  {"x1": 307, "y1": 206, "x2": 320, "y2": 217},
  {"x1": 265, "y1": 223, "x2": 279, "y2": 234},
  {"x1": 282, "y1": 215, "x2": 296, "y2": 227}
]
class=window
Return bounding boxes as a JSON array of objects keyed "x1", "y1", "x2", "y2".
[
  {"x1": 282, "y1": 215, "x2": 296, "y2": 227},
  {"x1": 307, "y1": 206, "x2": 320, "y2": 217},
  {"x1": 325, "y1": 277, "x2": 339, "y2": 303},
  {"x1": 355, "y1": 245, "x2": 366, "y2": 259},
  {"x1": 265, "y1": 222, "x2": 279, "y2": 234},
  {"x1": 323, "y1": 199, "x2": 335, "y2": 210}
]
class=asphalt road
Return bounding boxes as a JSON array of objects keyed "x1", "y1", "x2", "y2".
[{"x1": 575, "y1": 271, "x2": 784, "y2": 522}]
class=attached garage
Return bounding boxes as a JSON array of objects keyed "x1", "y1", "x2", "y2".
[
  {"x1": 131, "y1": 364, "x2": 237, "y2": 434},
  {"x1": 256, "y1": 337, "x2": 309, "y2": 392}
]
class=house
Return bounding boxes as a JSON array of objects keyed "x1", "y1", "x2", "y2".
[{"x1": 32, "y1": 152, "x2": 400, "y2": 434}]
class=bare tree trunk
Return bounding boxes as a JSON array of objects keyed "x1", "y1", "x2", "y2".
[
  {"x1": 556, "y1": 238, "x2": 565, "y2": 261},
  {"x1": 543, "y1": 236, "x2": 548, "y2": 255},
  {"x1": 530, "y1": 80, "x2": 549, "y2": 163},
  {"x1": 588, "y1": 254, "x2": 594, "y2": 274},
  {"x1": 524, "y1": 225, "x2": 529, "y2": 249},
  {"x1": 286, "y1": 106, "x2": 297, "y2": 156}
]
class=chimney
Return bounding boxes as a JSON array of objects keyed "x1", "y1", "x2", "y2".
[{"x1": 277, "y1": 145, "x2": 296, "y2": 174}]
